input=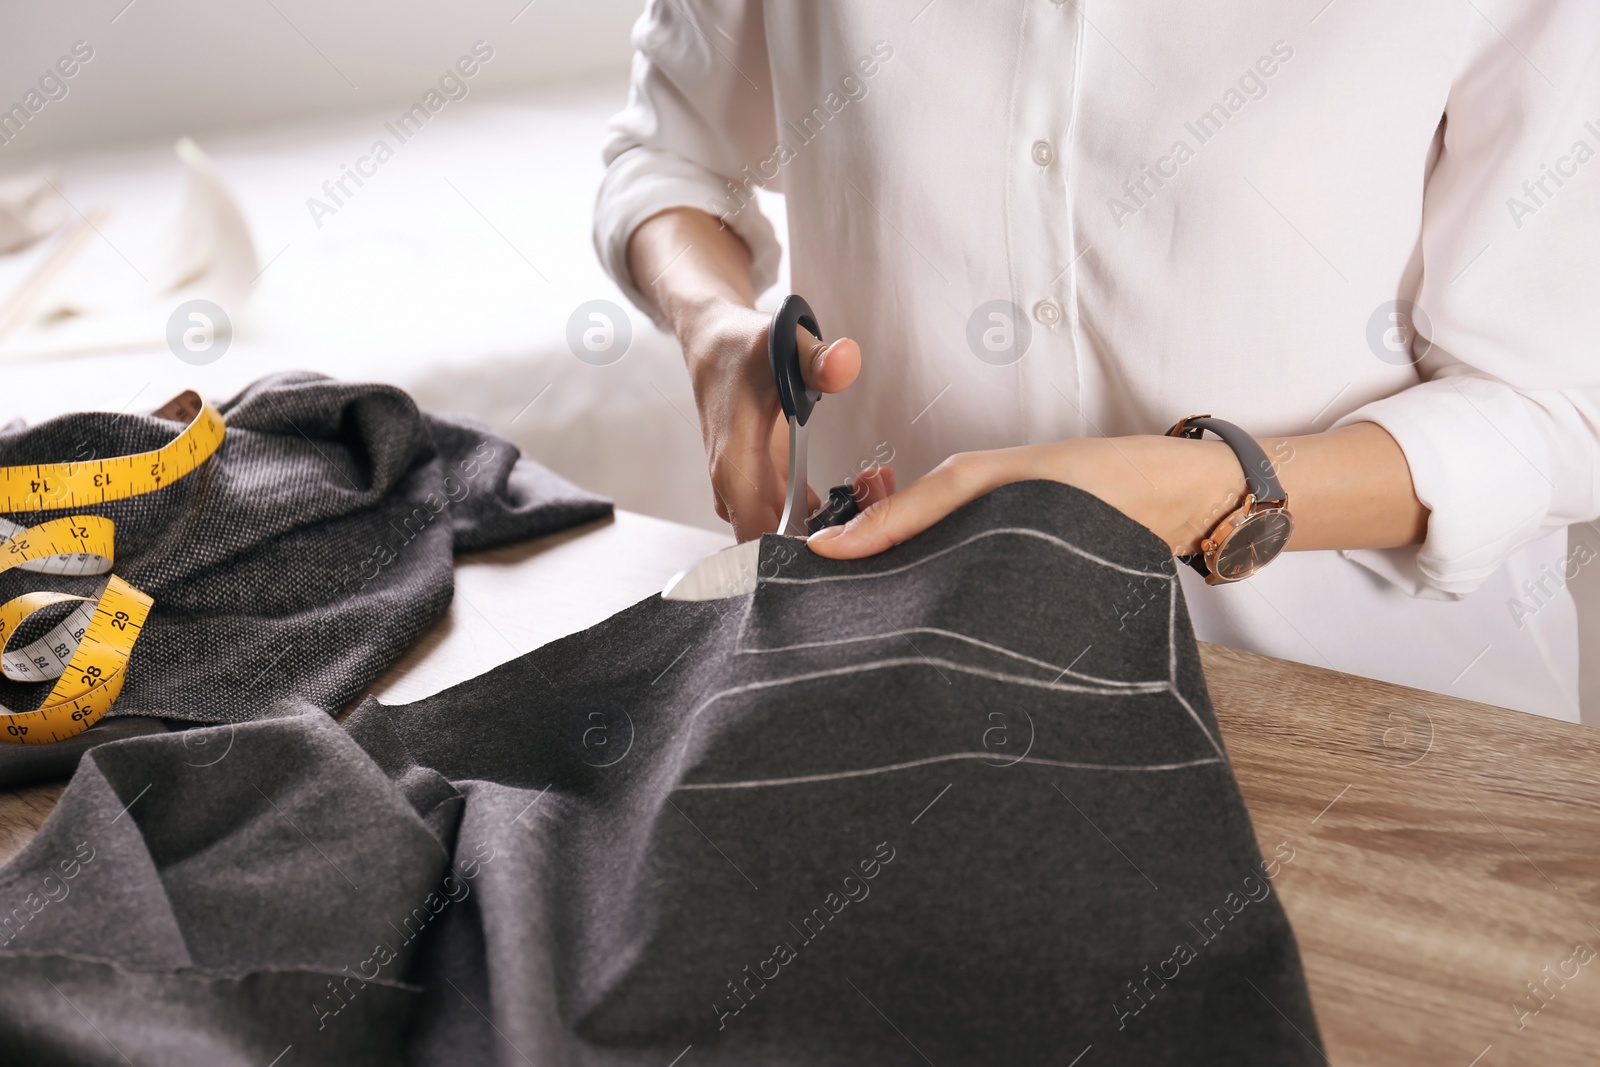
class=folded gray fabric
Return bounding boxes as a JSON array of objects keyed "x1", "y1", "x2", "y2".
[
  {"x1": 0, "y1": 372, "x2": 611, "y2": 785},
  {"x1": 0, "y1": 717, "x2": 170, "y2": 789},
  {"x1": 0, "y1": 480, "x2": 1323, "y2": 1065}
]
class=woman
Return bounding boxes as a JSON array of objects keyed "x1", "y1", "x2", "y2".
[{"x1": 594, "y1": 1, "x2": 1600, "y2": 721}]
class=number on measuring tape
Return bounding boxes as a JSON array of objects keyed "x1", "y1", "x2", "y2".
[
  {"x1": 0, "y1": 573, "x2": 152, "y2": 743},
  {"x1": 0, "y1": 391, "x2": 226, "y2": 743},
  {"x1": 0, "y1": 390, "x2": 224, "y2": 513}
]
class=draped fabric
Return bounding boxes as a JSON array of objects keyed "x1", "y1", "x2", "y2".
[
  {"x1": 0, "y1": 480, "x2": 1320, "y2": 1064},
  {"x1": 0, "y1": 372, "x2": 612, "y2": 786}
]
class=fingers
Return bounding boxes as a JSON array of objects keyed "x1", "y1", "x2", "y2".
[
  {"x1": 808, "y1": 456, "x2": 991, "y2": 559},
  {"x1": 716, "y1": 450, "x2": 782, "y2": 541},
  {"x1": 850, "y1": 465, "x2": 896, "y2": 509},
  {"x1": 700, "y1": 314, "x2": 861, "y2": 541},
  {"x1": 797, "y1": 325, "x2": 861, "y2": 395},
  {"x1": 714, "y1": 412, "x2": 788, "y2": 541},
  {"x1": 767, "y1": 404, "x2": 824, "y2": 521}
]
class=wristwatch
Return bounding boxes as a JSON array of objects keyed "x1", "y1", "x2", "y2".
[{"x1": 1164, "y1": 415, "x2": 1293, "y2": 585}]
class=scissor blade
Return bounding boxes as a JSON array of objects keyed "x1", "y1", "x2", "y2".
[
  {"x1": 778, "y1": 416, "x2": 810, "y2": 537},
  {"x1": 661, "y1": 539, "x2": 763, "y2": 601}
]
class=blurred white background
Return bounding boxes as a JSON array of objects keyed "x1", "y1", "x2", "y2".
[
  {"x1": 0, "y1": 0, "x2": 787, "y2": 535},
  {"x1": 1, "y1": 0, "x2": 644, "y2": 153},
  {"x1": 0, "y1": 0, "x2": 1594, "y2": 722}
]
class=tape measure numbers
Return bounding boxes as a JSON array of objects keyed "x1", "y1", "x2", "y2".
[
  {"x1": 0, "y1": 392, "x2": 225, "y2": 744},
  {"x1": 0, "y1": 389, "x2": 225, "y2": 513}
]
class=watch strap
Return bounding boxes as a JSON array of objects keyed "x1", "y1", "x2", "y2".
[{"x1": 1166, "y1": 415, "x2": 1285, "y2": 504}]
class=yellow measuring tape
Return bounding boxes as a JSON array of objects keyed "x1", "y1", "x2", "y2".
[{"x1": 0, "y1": 391, "x2": 225, "y2": 744}]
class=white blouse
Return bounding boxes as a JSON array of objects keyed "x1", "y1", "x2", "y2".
[{"x1": 594, "y1": 0, "x2": 1600, "y2": 721}]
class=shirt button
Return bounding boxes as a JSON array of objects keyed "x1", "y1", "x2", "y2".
[
  {"x1": 1033, "y1": 300, "x2": 1062, "y2": 326},
  {"x1": 1031, "y1": 139, "x2": 1054, "y2": 167}
]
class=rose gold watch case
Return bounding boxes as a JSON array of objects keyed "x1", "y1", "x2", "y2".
[{"x1": 1198, "y1": 495, "x2": 1295, "y2": 585}]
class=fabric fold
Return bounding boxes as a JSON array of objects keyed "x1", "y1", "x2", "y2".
[
  {"x1": 0, "y1": 480, "x2": 1322, "y2": 1065},
  {"x1": 0, "y1": 372, "x2": 613, "y2": 787}
]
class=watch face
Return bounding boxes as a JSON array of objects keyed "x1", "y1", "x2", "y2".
[{"x1": 1212, "y1": 508, "x2": 1293, "y2": 582}]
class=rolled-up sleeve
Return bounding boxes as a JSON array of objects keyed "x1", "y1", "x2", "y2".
[
  {"x1": 1335, "y1": 0, "x2": 1600, "y2": 598},
  {"x1": 593, "y1": 0, "x2": 783, "y2": 326}
]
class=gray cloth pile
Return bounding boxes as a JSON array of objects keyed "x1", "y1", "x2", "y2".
[
  {"x1": 0, "y1": 480, "x2": 1323, "y2": 1064},
  {"x1": 0, "y1": 373, "x2": 611, "y2": 784}
]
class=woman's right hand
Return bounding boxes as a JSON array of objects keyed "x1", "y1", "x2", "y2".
[
  {"x1": 681, "y1": 304, "x2": 860, "y2": 539},
  {"x1": 628, "y1": 208, "x2": 860, "y2": 540}
]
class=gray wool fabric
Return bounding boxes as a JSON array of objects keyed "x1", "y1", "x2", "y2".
[
  {"x1": 0, "y1": 480, "x2": 1323, "y2": 1065},
  {"x1": 0, "y1": 373, "x2": 611, "y2": 785}
]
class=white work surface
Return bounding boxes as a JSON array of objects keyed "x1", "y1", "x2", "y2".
[{"x1": 361, "y1": 509, "x2": 730, "y2": 708}]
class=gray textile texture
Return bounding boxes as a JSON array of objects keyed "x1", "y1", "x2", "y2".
[
  {"x1": 0, "y1": 480, "x2": 1323, "y2": 1065},
  {"x1": 0, "y1": 372, "x2": 611, "y2": 785}
]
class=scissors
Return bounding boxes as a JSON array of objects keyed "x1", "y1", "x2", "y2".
[{"x1": 662, "y1": 294, "x2": 859, "y2": 600}]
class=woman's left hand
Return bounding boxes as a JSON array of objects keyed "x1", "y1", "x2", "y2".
[{"x1": 806, "y1": 436, "x2": 1248, "y2": 560}]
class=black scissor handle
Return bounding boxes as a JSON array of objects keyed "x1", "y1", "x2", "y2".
[
  {"x1": 807, "y1": 484, "x2": 859, "y2": 534},
  {"x1": 769, "y1": 293, "x2": 859, "y2": 533},
  {"x1": 769, "y1": 294, "x2": 823, "y2": 427}
]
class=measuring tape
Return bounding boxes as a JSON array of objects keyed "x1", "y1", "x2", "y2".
[{"x1": 0, "y1": 391, "x2": 225, "y2": 744}]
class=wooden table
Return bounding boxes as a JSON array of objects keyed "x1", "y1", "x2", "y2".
[
  {"x1": 3, "y1": 511, "x2": 1598, "y2": 1064},
  {"x1": 1207, "y1": 642, "x2": 1600, "y2": 1065}
]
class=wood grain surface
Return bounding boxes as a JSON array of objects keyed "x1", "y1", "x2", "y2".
[
  {"x1": 0, "y1": 780, "x2": 66, "y2": 871},
  {"x1": 1, "y1": 515, "x2": 1597, "y2": 1065},
  {"x1": 1203, "y1": 642, "x2": 1600, "y2": 1067}
]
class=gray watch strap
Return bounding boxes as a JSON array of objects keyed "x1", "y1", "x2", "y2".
[{"x1": 1166, "y1": 415, "x2": 1285, "y2": 504}]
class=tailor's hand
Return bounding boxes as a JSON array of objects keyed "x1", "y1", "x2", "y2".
[
  {"x1": 805, "y1": 436, "x2": 1247, "y2": 560},
  {"x1": 681, "y1": 303, "x2": 861, "y2": 541}
]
